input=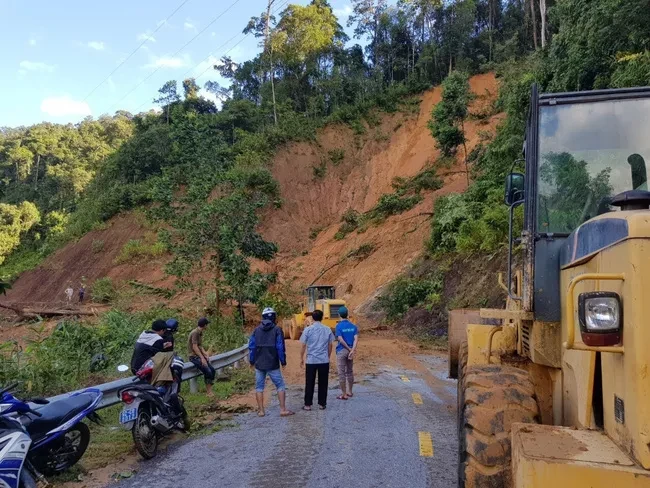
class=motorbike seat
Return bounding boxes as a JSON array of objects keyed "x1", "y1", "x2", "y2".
[{"x1": 26, "y1": 393, "x2": 96, "y2": 439}]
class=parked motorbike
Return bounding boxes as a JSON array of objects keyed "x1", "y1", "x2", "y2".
[
  {"x1": 117, "y1": 355, "x2": 189, "y2": 459},
  {"x1": 0, "y1": 384, "x2": 43, "y2": 488},
  {"x1": 23, "y1": 387, "x2": 102, "y2": 475}
]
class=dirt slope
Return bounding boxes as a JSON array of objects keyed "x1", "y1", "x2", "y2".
[
  {"x1": 4, "y1": 73, "x2": 502, "y2": 322},
  {"x1": 262, "y1": 73, "x2": 502, "y2": 315}
]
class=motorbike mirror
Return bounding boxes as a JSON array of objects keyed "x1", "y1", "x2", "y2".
[{"x1": 117, "y1": 365, "x2": 130, "y2": 373}]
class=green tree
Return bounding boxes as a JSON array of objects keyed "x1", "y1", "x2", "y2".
[
  {"x1": 428, "y1": 71, "x2": 471, "y2": 181},
  {"x1": 0, "y1": 202, "x2": 40, "y2": 264},
  {"x1": 154, "y1": 81, "x2": 180, "y2": 124}
]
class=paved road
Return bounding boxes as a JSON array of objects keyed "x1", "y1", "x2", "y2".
[{"x1": 111, "y1": 355, "x2": 458, "y2": 488}]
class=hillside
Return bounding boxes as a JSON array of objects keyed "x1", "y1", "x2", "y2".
[{"x1": 1, "y1": 73, "x2": 501, "y2": 326}]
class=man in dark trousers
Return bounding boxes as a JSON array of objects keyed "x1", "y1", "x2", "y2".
[
  {"x1": 300, "y1": 309, "x2": 336, "y2": 410},
  {"x1": 249, "y1": 307, "x2": 294, "y2": 417}
]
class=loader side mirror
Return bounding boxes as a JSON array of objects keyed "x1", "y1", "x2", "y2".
[{"x1": 505, "y1": 172, "x2": 525, "y2": 206}]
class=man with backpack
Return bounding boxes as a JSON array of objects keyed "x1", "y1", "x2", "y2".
[{"x1": 249, "y1": 308, "x2": 294, "y2": 417}]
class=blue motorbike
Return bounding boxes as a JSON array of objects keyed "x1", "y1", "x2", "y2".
[{"x1": 0, "y1": 382, "x2": 102, "y2": 486}]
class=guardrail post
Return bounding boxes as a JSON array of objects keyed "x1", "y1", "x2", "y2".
[{"x1": 189, "y1": 377, "x2": 198, "y2": 393}]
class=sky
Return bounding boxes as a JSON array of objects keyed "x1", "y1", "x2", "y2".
[{"x1": 0, "y1": 0, "x2": 357, "y2": 127}]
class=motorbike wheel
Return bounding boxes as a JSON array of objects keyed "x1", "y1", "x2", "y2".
[
  {"x1": 132, "y1": 407, "x2": 158, "y2": 459},
  {"x1": 179, "y1": 406, "x2": 191, "y2": 432},
  {"x1": 34, "y1": 423, "x2": 90, "y2": 475}
]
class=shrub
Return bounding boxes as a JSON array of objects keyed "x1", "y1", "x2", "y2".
[
  {"x1": 328, "y1": 149, "x2": 345, "y2": 166},
  {"x1": 378, "y1": 276, "x2": 443, "y2": 322},
  {"x1": 371, "y1": 193, "x2": 423, "y2": 220},
  {"x1": 92, "y1": 239, "x2": 104, "y2": 254},
  {"x1": 115, "y1": 239, "x2": 166, "y2": 264},
  {"x1": 334, "y1": 209, "x2": 361, "y2": 240},
  {"x1": 313, "y1": 161, "x2": 327, "y2": 179},
  {"x1": 91, "y1": 277, "x2": 115, "y2": 303}
]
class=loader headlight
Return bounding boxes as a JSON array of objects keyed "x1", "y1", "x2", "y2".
[{"x1": 578, "y1": 292, "x2": 622, "y2": 346}]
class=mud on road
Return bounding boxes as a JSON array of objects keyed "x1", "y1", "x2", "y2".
[{"x1": 104, "y1": 334, "x2": 458, "y2": 488}]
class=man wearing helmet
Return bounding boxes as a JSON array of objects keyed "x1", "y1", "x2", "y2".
[
  {"x1": 163, "y1": 318, "x2": 179, "y2": 352},
  {"x1": 248, "y1": 307, "x2": 294, "y2": 417}
]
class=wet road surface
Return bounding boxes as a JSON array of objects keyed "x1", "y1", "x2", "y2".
[{"x1": 110, "y1": 354, "x2": 457, "y2": 488}]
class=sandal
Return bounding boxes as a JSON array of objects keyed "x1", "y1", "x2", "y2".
[
  {"x1": 280, "y1": 410, "x2": 295, "y2": 417},
  {"x1": 319, "y1": 405, "x2": 326, "y2": 410},
  {"x1": 257, "y1": 411, "x2": 265, "y2": 417},
  {"x1": 302, "y1": 406, "x2": 312, "y2": 411},
  {"x1": 336, "y1": 395, "x2": 348, "y2": 400}
]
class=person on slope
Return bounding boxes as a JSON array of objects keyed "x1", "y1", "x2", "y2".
[
  {"x1": 248, "y1": 307, "x2": 294, "y2": 418},
  {"x1": 300, "y1": 309, "x2": 336, "y2": 411},
  {"x1": 130, "y1": 319, "x2": 171, "y2": 374},
  {"x1": 335, "y1": 306, "x2": 359, "y2": 400}
]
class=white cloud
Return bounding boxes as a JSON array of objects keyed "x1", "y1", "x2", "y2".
[
  {"x1": 211, "y1": 32, "x2": 216, "y2": 37},
  {"x1": 40, "y1": 96, "x2": 91, "y2": 117},
  {"x1": 20, "y1": 61, "x2": 55, "y2": 72},
  {"x1": 144, "y1": 55, "x2": 190, "y2": 69},
  {"x1": 28, "y1": 39, "x2": 36, "y2": 46},
  {"x1": 17, "y1": 69, "x2": 27, "y2": 77},
  {"x1": 193, "y1": 55, "x2": 219, "y2": 79},
  {"x1": 137, "y1": 32, "x2": 156, "y2": 43},
  {"x1": 199, "y1": 88, "x2": 220, "y2": 106},
  {"x1": 87, "y1": 41, "x2": 105, "y2": 51},
  {"x1": 184, "y1": 20, "x2": 197, "y2": 32},
  {"x1": 334, "y1": 5, "x2": 353, "y2": 18}
]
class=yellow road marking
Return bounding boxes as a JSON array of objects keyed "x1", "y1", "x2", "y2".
[
  {"x1": 412, "y1": 393, "x2": 423, "y2": 405},
  {"x1": 400, "y1": 375, "x2": 410, "y2": 382},
  {"x1": 418, "y1": 432, "x2": 434, "y2": 457}
]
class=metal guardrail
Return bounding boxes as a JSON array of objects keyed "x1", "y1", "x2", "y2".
[{"x1": 45, "y1": 344, "x2": 248, "y2": 410}]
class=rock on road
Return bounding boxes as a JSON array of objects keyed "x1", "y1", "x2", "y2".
[{"x1": 110, "y1": 341, "x2": 458, "y2": 488}]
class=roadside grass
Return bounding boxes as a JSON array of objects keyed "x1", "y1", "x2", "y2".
[{"x1": 48, "y1": 368, "x2": 254, "y2": 485}]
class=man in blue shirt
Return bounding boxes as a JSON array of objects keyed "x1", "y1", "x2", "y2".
[{"x1": 334, "y1": 307, "x2": 359, "y2": 400}]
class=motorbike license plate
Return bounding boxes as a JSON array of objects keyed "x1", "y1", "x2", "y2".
[{"x1": 119, "y1": 407, "x2": 138, "y2": 424}]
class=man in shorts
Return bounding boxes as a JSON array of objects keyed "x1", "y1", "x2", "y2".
[
  {"x1": 249, "y1": 308, "x2": 294, "y2": 417},
  {"x1": 188, "y1": 318, "x2": 216, "y2": 397}
]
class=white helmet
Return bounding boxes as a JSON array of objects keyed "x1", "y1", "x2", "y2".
[{"x1": 262, "y1": 307, "x2": 277, "y2": 321}]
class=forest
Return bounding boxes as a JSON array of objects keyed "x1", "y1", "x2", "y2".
[{"x1": 1, "y1": 0, "x2": 649, "y2": 306}]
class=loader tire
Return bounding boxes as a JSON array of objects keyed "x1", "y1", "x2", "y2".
[
  {"x1": 458, "y1": 364, "x2": 539, "y2": 488},
  {"x1": 289, "y1": 322, "x2": 299, "y2": 341}
]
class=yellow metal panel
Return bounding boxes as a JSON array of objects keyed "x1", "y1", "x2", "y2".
[
  {"x1": 512, "y1": 423, "x2": 650, "y2": 488},
  {"x1": 561, "y1": 232, "x2": 650, "y2": 468},
  {"x1": 467, "y1": 323, "x2": 517, "y2": 366}
]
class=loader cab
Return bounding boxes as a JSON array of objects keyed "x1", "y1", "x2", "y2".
[
  {"x1": 305, "y1": 286, "x2": 336, "y2": 313},
  {"x1": 505, "y1": 85, "x2": 650, "y2": 323}
]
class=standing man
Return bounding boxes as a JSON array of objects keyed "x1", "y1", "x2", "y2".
[
  {"x1": 248, "y1": 307, "x2": 294, "y2": 417},
  {"x1": 188, "y1": 318, "x2": 216, "y2": 397},
  {"x1": 300, "y1": 309, "x2": 336, "y2": 410},
  {"x1": 78, "y1": 284, "x2": 85, "y2": 303},
  {"x1": 335, "y1": 306, "x2": 359, "y2": 400},
  {"x1": 64, "y1": 284, "x2": 74, "y2": 303}
]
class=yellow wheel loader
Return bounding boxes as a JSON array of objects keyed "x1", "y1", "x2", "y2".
[
  {"x1": 282, "y1": 285, "x2": 348, "y2": 340},
  {"x1": 450, "y1": 85, "x2": 650, "y2": 487}
]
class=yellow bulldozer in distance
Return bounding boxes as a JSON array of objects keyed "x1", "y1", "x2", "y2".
[
  {"x1": 449, "y1": 85, "x2": 650, "y2": 487},
  {"x1": 282, "y1": 285, "x2": 348, "y2": 340}
]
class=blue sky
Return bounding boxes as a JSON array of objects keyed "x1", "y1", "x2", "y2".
[{"x1": 0, "y1": 0, "x2": 357, "y2": 127}]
